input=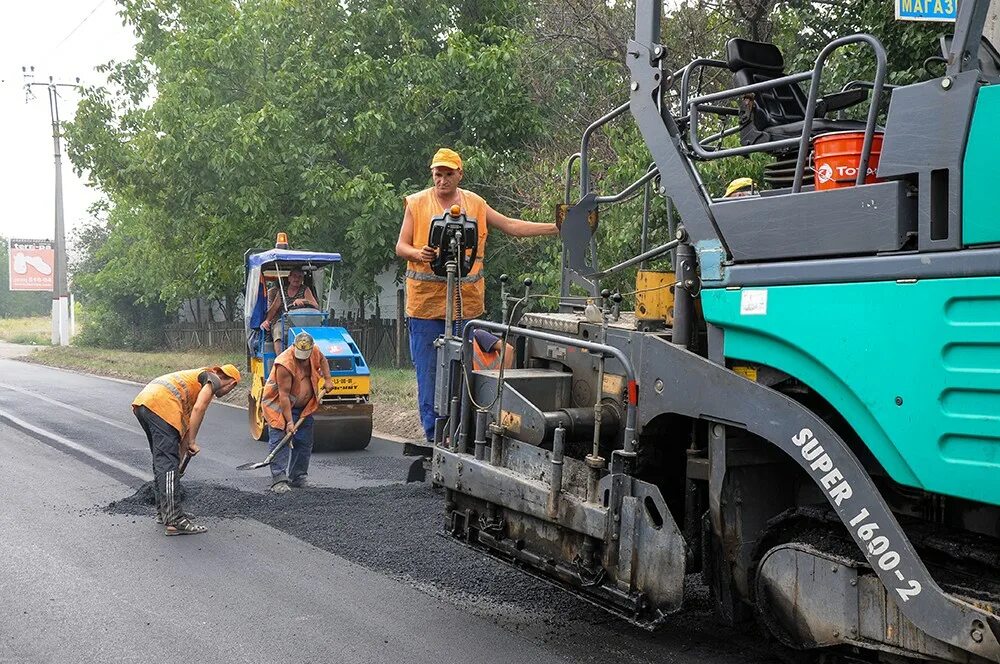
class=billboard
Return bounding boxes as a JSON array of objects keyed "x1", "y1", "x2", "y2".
[
  {"x1": 8, "y1": 238, "x2": 54, "y2": 292},
  {"x1": 896, "y1": 0, "x2": 957, "y2": 21}
]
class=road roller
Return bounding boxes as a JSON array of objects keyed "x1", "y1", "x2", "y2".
[{"x1": 244, "y1": 233, "x2": 372, "y2": 451}]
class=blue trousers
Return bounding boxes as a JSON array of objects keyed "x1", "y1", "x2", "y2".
[
  {"x1": 409, "y1": 317, "x2": 465, "y2": 442},
  {"x1": 268, "y1": 407, "x2": 314, "y2": 484}
]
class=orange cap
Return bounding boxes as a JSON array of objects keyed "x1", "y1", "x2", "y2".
[
  {"x1": 430, "y1": 148, "x2": 462, "y2": 171},
  {"x1": 219, "y1": 364, "x2": 241, "y2": 382}
]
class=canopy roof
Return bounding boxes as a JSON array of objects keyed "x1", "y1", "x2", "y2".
[{"x1": 247, "y1": 248, "x2": 341, "y2": 269}]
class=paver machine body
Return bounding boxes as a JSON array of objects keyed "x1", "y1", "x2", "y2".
[
  {"x1": 244, "y1": 235, "x2": 372, "y2": 451},
  {"x1": 431, "y1": 0, "x2": 1000, "y2": 661}
]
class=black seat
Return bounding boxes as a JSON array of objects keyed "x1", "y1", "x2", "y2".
[{"x1": 726, "y1": 38, "x2": 868, "y2": 148}]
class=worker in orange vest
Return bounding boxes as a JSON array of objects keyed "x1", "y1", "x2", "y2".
[
  {"x1": 132, "y1": 364, "x2": 241, "y2": 535},
  {"x1": 260, "y1": 331, "x2": 333, "y2": 493},
  {"x1": 471, "y1": 329, "x2": 515, "y2": 371},
  {"x1": 395, "y1": 147, "x2": 558, "y2": 441}
]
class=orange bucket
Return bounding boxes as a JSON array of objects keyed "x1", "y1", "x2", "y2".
[{"x1": 812, "y1": 131, "x2": 884, "y2": 191}]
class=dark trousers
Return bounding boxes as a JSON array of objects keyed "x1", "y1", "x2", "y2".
[
  {"x1": 134, "y1": 405, "x2": 184, "y2": 524},
  {"x1": 268, "y1": 407, "x2": 315, "y2": 484}
]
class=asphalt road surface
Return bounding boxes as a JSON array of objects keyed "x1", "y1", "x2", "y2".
[{"x1": 0, "y1": 358, "x2": 780, "y2": 664}]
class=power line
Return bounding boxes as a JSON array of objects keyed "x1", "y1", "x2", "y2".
[{"x1": 49, "y1": 0, "x2": 109, "y2": 55}]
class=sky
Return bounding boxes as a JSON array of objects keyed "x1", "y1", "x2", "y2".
[{"x1": 0, "y1": 0, "x2": 136, "y2": 243}]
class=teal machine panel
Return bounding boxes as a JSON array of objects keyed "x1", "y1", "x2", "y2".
[
  {"x1": 963, "y1": 84, "x2": 1000, "y2": 246},
  {"x1": 702, "y1": 277, "x2": 1000, "y2": 506}
]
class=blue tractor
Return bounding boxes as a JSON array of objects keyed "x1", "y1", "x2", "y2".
[{"x1": 243, "y1": 234, "x2": 372, "y2": 451}]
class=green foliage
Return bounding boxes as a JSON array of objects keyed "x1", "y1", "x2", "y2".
[
  {"x1": 70, "y1": 211, "x2": 171, "y2": 350},
  {"x1": 67, "y1": 0, "x2": 543, "y2": 324},
  {"x1": 0, "y1": 238, "x2": 51, "y2": 319},
  {"x1": 66, "y1": 0, "x2": 956, "y2": 334}
]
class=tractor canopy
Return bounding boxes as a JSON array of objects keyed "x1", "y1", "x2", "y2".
[{"x1": 243, "y1": 248, "x2": 341, "y2": 331}]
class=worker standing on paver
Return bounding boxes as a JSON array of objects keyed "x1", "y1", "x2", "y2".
[
  {"x1": 260, "y1": 331, "x2": 334, "y2": 494},
  {"x1": 132, "y1": 364, "x2": 241, "y2": 535},
  {"x1": 395, "y1": 147, "x2": 559, "y2": 442}
]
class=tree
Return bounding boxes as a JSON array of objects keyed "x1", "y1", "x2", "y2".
[{"x1": 66, "y1": 0, "x2": 543, "y2": 325}]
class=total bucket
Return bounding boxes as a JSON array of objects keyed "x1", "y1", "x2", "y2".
[{"x1": 812, "y1": 130, "x2": 884, "y2": 191}]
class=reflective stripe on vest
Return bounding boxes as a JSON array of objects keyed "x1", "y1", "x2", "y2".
[
  {"x1": 404, "y1": 188, "x2": 488, "y2": 319},
  {"x1": 132, "y1": 368, "x2": 208, "y2": 435},
  {"x1": 404, "y1": 268, "x2": 483, "y2": 284},
  {"x1": 473, "y1": 343, "x2": 501, "y2": 371},
  {"x1": 472, "y1": 342, "x2": 514, "y2": 371}
]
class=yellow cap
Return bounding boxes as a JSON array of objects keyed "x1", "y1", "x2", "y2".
[
  {"x1": 219, "y1": 364, "x2": 241, "y2": 383},
  {"x1": 430, "y1": 148, "x2": 462, "y2": 171},
  {"x1": 724, "y1": 177, "x2": 755, "y2": 198}
]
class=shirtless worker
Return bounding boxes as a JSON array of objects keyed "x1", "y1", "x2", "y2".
[
  {"x1": 260, "y1": 331, "x2": 334, "y2": 493},
  {"x1": 132, "y1": 364, "x2": 241, "y2": 535}
]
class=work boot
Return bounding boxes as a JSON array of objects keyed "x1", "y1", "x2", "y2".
[
  {"x1": 288, "y1": 476, "x2": 309, "y2": 489},
  {"x1": 270, "y1": 480, "x2": 292, "y2": 494}
]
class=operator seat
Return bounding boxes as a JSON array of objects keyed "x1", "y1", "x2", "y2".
[{"x1": 726, "y1": 38, "x2": 869, "y2": 147}]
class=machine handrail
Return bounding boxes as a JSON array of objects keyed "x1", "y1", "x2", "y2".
[
  {"x1": 594, "y1": 165, "x2": 659, "y2": 204},
  {"x1": 580, "y1": 102, "x2": 630, "y2": 196},
  {"x1": 564, "y1": 152, "x2": 581, "y2": 204},
  {"x1": 462, "y1": 319, "x2": 639, "y2": 454},
  {"x1": 680, "y1": 58, "x2": 729, "y2": 113},
  {"x1": 792, "y1": 34, "x2": 888, "y2": 191},
  {"x1": 685, "y1": 32, "x2": 887, "y2": 185},
  {"x1": 687, "y1": 70, "x2": 814, "y2": 159}
]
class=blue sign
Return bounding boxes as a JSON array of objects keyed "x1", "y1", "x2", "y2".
[{"x1": 896, "y1": 0, "x2": 957, "y2": 21}]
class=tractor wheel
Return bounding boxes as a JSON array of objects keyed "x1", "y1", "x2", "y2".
[{"x1": 248, "y1": 393, "x2": 268, "y2": 442}]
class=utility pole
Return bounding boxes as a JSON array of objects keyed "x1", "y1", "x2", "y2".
[{"x1": 23, "y1": 67, "x2": 79, "y2": 347}]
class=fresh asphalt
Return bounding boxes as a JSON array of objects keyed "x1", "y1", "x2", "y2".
[{"x1": 0, "y1": 357, "x2": 779, "y2": 663}]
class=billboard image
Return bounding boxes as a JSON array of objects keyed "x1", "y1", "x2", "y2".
[{"x1": 8, "y1": 238, "x2": 54, "y2": 292}]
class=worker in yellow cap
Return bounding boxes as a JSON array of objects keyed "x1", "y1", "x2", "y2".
[
  {"x1": 132, "y1": 364, "x2": 241, "y2": 535},
  {"x1": 724, "y1": 177, "x2": 757, "y2": 198},
  {"x1": 395, "y1": 147, "x2": 559, "y2": 442}
]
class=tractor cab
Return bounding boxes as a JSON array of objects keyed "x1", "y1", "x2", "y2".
[{"x1": 243, "y1": 234, "x2": 372, "y2": 451}]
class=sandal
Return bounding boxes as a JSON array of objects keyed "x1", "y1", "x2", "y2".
[{"x1": 164, "y1": 516, "x2": 208, "y2": 536}]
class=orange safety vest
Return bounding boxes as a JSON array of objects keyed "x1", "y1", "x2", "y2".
[
  {"x1": 472, "y1": 340, "x2": 515, "y2": 371},
  {"x1": 404, "y1": 187, "x2": 488, "y2": 320},
  {"x1": 260, "y1": 346, "x2": 325, "y2": 430},
  {"x1": 132, "y1": 367, "x2": 212, "y2": 436}
]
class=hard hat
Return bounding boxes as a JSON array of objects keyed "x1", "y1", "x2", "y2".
[
  {"x1": 430, "y1": 148, "x2": 462, "y2": 171},
  {"x1": 219, "y1": 364, "x2": 241, "y2": 383},
  {"x1": 724, "y1": 177, "x2": 756, "y2": 198},
  {"x1": 293, "y1": 332, "x2": 315, "y2": 360}
]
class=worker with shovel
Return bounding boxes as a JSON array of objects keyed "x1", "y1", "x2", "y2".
[
  {"x1": 132, "y1": 364, "x2": 241, "y2": 535},
  {"x1": 260, "y1": 331, "x2": 334, "y2": 494}
]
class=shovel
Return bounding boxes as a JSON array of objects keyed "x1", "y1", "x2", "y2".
[
  {"x1": 237, "y1": 390, "x2": 325, "y2": 471},
  {"x1": 179, "y1": 453, "x2": 192, "y2": 477}
]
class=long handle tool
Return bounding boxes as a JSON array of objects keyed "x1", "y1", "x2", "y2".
[
  {"x1": 179, "y1": 453, "x2": 192, "y2": 477},
  {"x1": 236, "y1": 390, "x2": 325, "y2": 471}
]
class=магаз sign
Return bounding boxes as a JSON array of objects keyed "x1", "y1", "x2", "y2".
[{"x1": 896, "y1": 0, "x2": 957, "y2": 21}]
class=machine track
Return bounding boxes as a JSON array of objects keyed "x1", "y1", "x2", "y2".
[{"x1": 754, "y1": 507, "x2": 1000, "y2": 663}]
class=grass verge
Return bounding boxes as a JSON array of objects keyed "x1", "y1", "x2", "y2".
[
  {"x1": 0, "y1": 316, "x2": 51, "y2": 346},
  {"x1": 27, "y1": 346, "x2": 243, "y2": 383}
]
